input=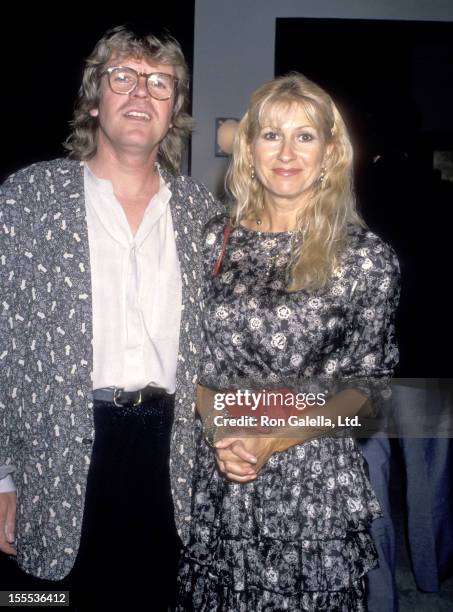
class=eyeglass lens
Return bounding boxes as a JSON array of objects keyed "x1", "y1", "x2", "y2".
[{"x1": 108, "y1": 68, "x2": 174, "y2": 99}]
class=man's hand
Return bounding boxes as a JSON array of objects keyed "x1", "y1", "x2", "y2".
[
  {"x1": 214, "y1": 436, "x2": 282, "y2": 482},
  {"x1": 0, "y1": 492, "x2": 17, "y2": 555}
]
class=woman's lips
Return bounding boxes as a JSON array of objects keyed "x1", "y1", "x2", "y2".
[{"x1": 273, "y1": 168, "x2": 301, "y2": 176}]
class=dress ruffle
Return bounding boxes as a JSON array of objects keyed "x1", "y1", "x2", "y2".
[
  {"x1": 180, "y1": 529, "x2": 376, "y2": 593},
  {"x1": 178, "y1": 578, "x2": 368, "y2": 612}
]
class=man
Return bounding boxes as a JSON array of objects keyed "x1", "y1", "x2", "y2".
[{"x1": 0, "y1": 26, "x2": 221, "y2": 609}]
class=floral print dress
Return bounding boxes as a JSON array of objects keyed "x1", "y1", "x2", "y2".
[{"x1": 177, "y1": 216, "x2": 400, "y2": 611}]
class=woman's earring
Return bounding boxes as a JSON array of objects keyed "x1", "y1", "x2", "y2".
[
  {"x1": 319, "y1": 166, "x2": 326, "y2": 186},
  {"x1": 250, "y1": 163, "x2": 255, "y2": 181}
]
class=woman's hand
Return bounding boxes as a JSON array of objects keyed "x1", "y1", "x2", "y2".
[{"x1": 214, "y1": 436, "x2": 283, "y2": 482}]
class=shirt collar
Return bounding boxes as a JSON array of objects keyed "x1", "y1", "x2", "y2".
[{"x1": 84, "y1": 163, "x2": 172, "y2": 247}]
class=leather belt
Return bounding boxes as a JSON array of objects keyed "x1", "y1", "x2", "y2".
[{"x1": 93, "y1": 385, "x2": 170, "y2": 407}]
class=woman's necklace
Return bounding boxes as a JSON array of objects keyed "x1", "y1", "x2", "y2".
[{"x1": 255, "y1": 216, "x2": 300, "y2": 276}]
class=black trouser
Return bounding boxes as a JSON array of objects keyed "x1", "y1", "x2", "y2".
[{"x1": 1, "y1": 395, "x2": 180, "y2": 611}]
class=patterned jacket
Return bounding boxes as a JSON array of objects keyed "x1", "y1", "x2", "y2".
[{"x1": 0, "y1": 158, "x2": 222, "y2": 580}]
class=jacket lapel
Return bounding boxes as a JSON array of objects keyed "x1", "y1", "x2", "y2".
[
  {"x1": 165, "y1": 171, "x2": 202, "y2": 420},
  {"x1": 47, "y1": 161, "x2": 94, "y2": 407}
]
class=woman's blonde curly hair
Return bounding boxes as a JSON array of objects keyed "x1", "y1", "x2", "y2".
[
  {"x1": 64, "y1": 26, "x2": 193, "y2": 174},
  {"x1": 226, "y1": 72, "x2": 365, "y2": 291}
]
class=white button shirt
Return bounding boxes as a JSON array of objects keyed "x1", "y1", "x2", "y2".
[{"x1": 84, "y1": 164, "x2": 182, "y2": 393}]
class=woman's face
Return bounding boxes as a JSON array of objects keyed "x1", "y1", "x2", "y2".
[{"x1": 249, "y1": 103, "x2": 330, "y2": 212}]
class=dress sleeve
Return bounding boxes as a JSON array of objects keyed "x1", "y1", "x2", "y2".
[{"x1": 339, "y1": 234, "x2": 401, "y2": 404}]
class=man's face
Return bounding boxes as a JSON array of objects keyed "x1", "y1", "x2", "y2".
[{"x1": 90, "y1": 56, "x2": 175, "y2": 159}]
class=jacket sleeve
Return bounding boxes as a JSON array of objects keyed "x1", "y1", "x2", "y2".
[
  {"x1": 191, "y1": 179, "x2": 226, "y2": 224},
  {"x1": 0, "y1": 172, "x2": 26, "y2": 472}
]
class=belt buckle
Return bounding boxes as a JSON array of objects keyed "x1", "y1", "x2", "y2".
[{"x1": 113, "y1": 387, "x2": 142, "y2": 407}]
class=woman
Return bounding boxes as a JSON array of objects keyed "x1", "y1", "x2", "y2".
[{"x1": 177, "y1": 73, "x2": 400, "y2": 611}]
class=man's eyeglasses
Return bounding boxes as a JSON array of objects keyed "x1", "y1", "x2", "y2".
[{"x1": 102, "y1": 66, "x2": 178, "y2": 100}]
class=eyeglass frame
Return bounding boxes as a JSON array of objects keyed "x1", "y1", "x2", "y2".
[{"x1": 101, "y1": 66, "x2": 178, "y2": 100}]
